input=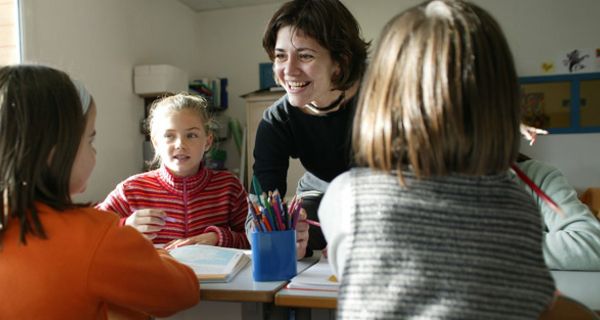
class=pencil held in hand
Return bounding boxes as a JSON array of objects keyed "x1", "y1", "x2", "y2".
[
  {"x1": 511, "y1": 163, "x2": 564, "y2": 217},
  {"x1": 298, "y1": 219, "x2": 321, "y2": 228}
]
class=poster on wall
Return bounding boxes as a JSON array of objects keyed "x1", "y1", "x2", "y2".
[
  {"x1": 554, "y1": 48, "x2": 600, "y2": 74},
  {"x1": 521, "y1": 92, "x2": 550, "y2": 129}
]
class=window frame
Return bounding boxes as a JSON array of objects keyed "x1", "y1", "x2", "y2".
[{"x1": 519, "y1": 72, "x2": 600, "y2": 134}]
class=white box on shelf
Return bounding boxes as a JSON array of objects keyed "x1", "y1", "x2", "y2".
[{"x1": 133, "y1": 64, "x2": 188, "y2": 96}]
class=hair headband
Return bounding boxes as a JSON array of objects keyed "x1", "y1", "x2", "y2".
[
  {"x1": 425, "y1": 1, "x2": 453, "y2": 19},
  {"x1": 72, "y1": 79, "x2": 91, "y2": 114}
]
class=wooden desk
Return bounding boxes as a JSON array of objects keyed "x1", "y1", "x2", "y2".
[
  {"x1": 275, "y1": 288, "x2": 337, "y2": 309},
  {"x1": 273, "y1": 252, "x2": 337, "y2": 320},
  {"x1": 161, "y1": 254, "x2": 320, "y2": 320},
  {"x1": 198, "y1": 254, "x2": 318, "y2": 303},
  {"x1": 272, "y1": 269, "x2": 600, "y2": 319},
  {"x1": 275, "y1": 252, "x2": 337, "y2": 309}
]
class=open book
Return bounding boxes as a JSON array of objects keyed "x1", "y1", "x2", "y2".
[
  {"x1": 169, "y1": 244, "x2": 250, "y2": 283},
  {"x1": 287, "y1": 255, "x2": 339, "y2": 291}
]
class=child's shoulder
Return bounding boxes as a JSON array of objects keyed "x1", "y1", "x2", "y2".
[
  {"x1": 40, "y1": 204, "x2": 119, "y2": 230},
  {"x1": 204, "y1": 169, "x2": 245, "y2": 193},
  {"x1": 207, "y1": 169, "x2": 243, "y2": 184},
  {"x1": 118, "y1": 170, "x2": 161, "y2": 188},
  {"x1": 349, "y1": 167, "x2": 395, "y2": 180},
  {"x1": 80, "y1": 206, "x2": 121, "y2": 223},
  {"x1": 31, "y1": 205, "x2": 123, "y2": 255},
  {"x1": 205, "y1": 168, "x2": 235, "y2": 179}
]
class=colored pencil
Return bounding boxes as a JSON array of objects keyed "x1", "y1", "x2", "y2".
[
  {"x1": 511, "y1": 163, "x2": 564, "y2": 217},
  {"x1": 248, "y1": 200, "x2": 264, "y2": 232},
  {"x1": 247, "y1": 189, "x2": 310, "y2": 232},
  {"x1": 298, "y1": 219, "x2": 321, "y2": 228},
  {"x1": 270, "y1": 193, "x2": 285, "y2": 231},
  {"x1": 273, "y1": 190, "x2": 287, "y2": 229},
  {"x1": 290, "y1": 196, "x2": 302, "y2": 229},
  {"x1": 261, "y1": 214, "x2": 273, "y2": 231}
]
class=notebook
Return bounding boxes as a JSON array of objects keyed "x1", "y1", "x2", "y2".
[
  {"x1": 169, "y1": 244, "x2": 250, "y2": 283},
  {"x1": 287, "y1": 256, "x2": 339, "y2": 291}
]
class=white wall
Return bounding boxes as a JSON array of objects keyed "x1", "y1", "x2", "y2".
[
  {"x1": 21, "y1": 0, "x2": 203, "y2": 202},
  {"x1": 20, "y1": 0, "x2": 600, "y2": 200},
  {"x1": 194, "y1": 0, "x2": 600, "y2": 192},
  {"x1": 476, "y1": 0, "x2": 600, "y2": 192}
]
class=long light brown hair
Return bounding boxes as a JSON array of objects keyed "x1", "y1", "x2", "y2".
[{"x1": 354, "y1": 0, "x2": 520, "y2": 180}]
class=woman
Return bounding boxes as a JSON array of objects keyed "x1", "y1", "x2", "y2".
[{"x1": 247, "y1": 0, "x2": 369, "y2": 259}]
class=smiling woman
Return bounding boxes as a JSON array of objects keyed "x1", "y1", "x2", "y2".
[
  {"x1": 0, "y1": 0, "x2": 21, "y2": 65},
  {"x1": 246, "y1": 0, "x2": 370, "y2": 260}
]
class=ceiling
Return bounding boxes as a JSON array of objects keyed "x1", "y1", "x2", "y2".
[{"x1": 177, "y1": 0, "x2": 288, "y2": 12}]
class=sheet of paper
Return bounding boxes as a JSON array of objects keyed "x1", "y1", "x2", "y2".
[{"x1": 288, "y1": 256, "x2": 339, "y2": 290}]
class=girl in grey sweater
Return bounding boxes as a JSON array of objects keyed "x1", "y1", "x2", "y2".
[{"x1": 319, "y1": 1, "x2": 555, "y2": 319}]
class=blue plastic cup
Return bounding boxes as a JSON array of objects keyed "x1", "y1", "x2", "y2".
[{"x1": 251, "y1": 230, "x2": 297, "y2": 281}]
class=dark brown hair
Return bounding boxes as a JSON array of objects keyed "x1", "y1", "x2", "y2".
[
  {"x1": 0, "y1": 65, "x2": 86, "y2": 244},
  {"x1": 262, "y1": 0, "x2": 370, "y2": 91},
  {"x1": 354, "y1": 0, "x2": 521, "y2": 179}
]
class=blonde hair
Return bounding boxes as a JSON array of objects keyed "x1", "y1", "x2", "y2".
[
  {"x1": 146, "y1": 93, "x2": 214, "y2": 168},
  {"x1": 353, "y1": 0, "x2": 520, "y2": 180}
]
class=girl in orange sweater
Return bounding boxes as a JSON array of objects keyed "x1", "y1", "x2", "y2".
[{"x1": 0, "y1": 65, "x2": 199, "y2": 319}]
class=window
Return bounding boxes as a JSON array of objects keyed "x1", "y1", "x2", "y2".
[
  {"x1": 520, "y1": 72, "x2": 600, "y2": 134},
  {"x1": 0, "y1": 0, "x2": 20, "y2": 65}
]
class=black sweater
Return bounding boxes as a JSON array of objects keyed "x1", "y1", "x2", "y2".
[{"x1": 252, "y1": 95, "x2": 357, "y2": 197}]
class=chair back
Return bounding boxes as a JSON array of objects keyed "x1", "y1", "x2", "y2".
[
  {"x1": 581, "y1": 187, "x2": 600, "y2": 219},
  {"x1": 539, "y1": 295, "x2": 600, "y2": 320},
  {"x1": 106, "y1": 304, "x2": 150, "y2": 320}
]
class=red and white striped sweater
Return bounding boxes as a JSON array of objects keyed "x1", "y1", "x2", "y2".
[{"x1": 97, "y1": 165, "x2": 250, "y2": 249}]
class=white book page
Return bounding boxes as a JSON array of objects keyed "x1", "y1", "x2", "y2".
[
  {"x1": 288, "y1": 256, "x2": 339, "y2": 290},
  {"x1": 169, "y1": 244, "x2": 241, "y2": 275}
]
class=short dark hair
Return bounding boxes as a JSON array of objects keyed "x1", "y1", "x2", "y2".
[
  {"x1": 0, "y1": 65, "x2": 86, "y2": 244},
  {"x1": 262, "y1": 0, "x2": 370, "y2": 91},
  {"x1": 354, "y1": 0, "x2": 521, "y2": 178}
]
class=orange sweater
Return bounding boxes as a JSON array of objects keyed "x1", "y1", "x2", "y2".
[{"x1": 0, "y1": 203, "x2": 200, "y2": 319}]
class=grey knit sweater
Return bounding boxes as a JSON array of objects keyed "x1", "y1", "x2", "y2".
[{"x1": 336, "y1": 168, "x2": 555, "y2": 320}]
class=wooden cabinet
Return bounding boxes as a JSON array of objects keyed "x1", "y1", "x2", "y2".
[{"x1": 244, "y1": 91, "x2": 305, "y2": 198}]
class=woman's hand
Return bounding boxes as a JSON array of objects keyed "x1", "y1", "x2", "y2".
[
  {"x1": 520, "y1": 123, "x2": 548, "y2": 146},
  {"x1": 164, "y1": 232, "x2": 218, "y2": 251},
  {"x1": 124, "y1": 209, "x2": 166, "y2": 240},
  {"x1": 295, "y1": 209, "x2": 309, "y2": 259}
]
